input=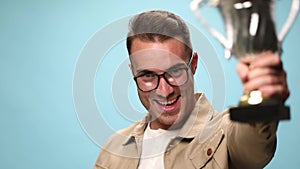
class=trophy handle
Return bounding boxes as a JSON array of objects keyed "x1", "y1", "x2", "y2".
[
  {"x1": 190, "y1": 0, "x2": 233, "y2": 59},
  {"x1": 278, "y1": 0, "x2": 300, "y2": 43}
]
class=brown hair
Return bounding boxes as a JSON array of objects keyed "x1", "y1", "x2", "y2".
[{"x1": 126, "y1": 10, "x2": 193, "y2": 57}]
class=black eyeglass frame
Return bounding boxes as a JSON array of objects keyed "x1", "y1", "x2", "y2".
[{"x1": 133, "y1": 54, "x2": 194, "y2": 92}]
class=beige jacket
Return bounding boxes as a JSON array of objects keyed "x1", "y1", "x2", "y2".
[{"x1": 94, "y1": 93, "x2": 277, "y2": 169}]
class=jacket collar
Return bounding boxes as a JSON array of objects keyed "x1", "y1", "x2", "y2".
[
  {"x1": 177, "y1": 93, "x2": 214, "y2": 139},
  {"x1": 123, "y1": 93, "x2": 214, "y2": 145}
]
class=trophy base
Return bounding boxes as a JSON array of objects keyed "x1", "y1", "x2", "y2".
[{"x1": 229, "y1": 101, "x2": 290, "y2": 123}]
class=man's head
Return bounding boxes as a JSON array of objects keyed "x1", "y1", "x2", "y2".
[
  {"x1": 127, "y1": 10, "x2": 198, "y2": 130},
  {"x1": 126, "y1": 10, "x2": 193, "y2": 57}
]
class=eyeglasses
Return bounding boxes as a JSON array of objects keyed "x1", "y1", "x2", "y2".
[{"x1": 133, "y1": 54, "x2": 194, "y2": 92}]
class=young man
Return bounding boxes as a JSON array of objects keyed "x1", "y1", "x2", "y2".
[{"x1": 94, "y1": 10, "x2": 289, "y2": 169}]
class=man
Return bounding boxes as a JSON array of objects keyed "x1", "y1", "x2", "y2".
[{"x1": 94, "y1": 10, "x2": 289, "y2": 169}]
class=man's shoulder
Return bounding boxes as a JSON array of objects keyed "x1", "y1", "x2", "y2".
[
  {"x1": 99, "y1": 121, "x2": 145, "y2": 159},
  {"x1": 116, "y1": 121, "x2": 142, "y2": 136},
  {"x1": 104, "y1": 120, "x2": 146, "y2": 147}
]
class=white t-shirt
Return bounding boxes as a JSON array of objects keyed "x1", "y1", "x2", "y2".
[{"x1": 138, "y1": 124, "x2": 179, "y2": 169}]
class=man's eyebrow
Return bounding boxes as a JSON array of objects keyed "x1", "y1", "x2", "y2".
[
  {"x1": 135, "y1": 63, "x2": 186, "y2": 75},
  {"x1": 166, "y1": 63, "x2": 187, "y2": 71},
  {"x1": 135, "y1": 69, "x2": 154, "y2": 76},
  {"x1": 136, "y1": 68, "x2": 154, "y2": 73}
]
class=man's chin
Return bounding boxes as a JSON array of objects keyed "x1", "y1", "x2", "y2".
[{"x1": 152, "y1": 115, "x2": 185, "y2": 130}]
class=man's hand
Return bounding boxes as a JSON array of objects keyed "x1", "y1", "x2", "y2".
[{"x1": 236, "y1": 51, "x2": 290, "y2": 102}]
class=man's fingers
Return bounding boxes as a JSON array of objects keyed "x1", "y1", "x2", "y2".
[
  {"x1": 247, "y1": 67, "x2": 282, "y2": 81},
  {"x1": 237, "y1": 52, "x2": 289, "y2": 102},
  {"x1": 248, "y1": 52, "x2": 282, "y2": 69},
  {"x1": 236, "y1": 62, "x2": 249, "y2": 83},
  {"x1": 245, "y1": 67, "x2": 287, "y2": 90},
  {"x1": 259, "y1": 85, "x2": 290, "y2": 101},
  {"x1": 244, "y1": 74, "x2": 285, "y2": 91}
]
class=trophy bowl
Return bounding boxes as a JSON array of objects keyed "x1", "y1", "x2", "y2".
[{"x1": 190, "y1": 0, "x2": 300, "y2": 122}]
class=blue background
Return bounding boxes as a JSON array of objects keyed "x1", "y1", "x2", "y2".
[{"x1": 1, "y1": 0, "x2": 299, "y2": 168}]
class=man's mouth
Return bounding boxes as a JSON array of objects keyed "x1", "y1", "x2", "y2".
[
  {"x1": 154, "y1": 96, "x2": 181, "y2": 112},
  {"x1": 157, "y1": 96, "x2": 179, "y2": 106}
]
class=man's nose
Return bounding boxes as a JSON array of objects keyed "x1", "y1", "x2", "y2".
[{"x1": 156, "y1": 76, "x2": 174, "y2": 97}]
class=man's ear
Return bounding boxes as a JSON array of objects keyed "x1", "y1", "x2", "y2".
[
  {"x1": 191, "y1": 52, "x2": 198, "y2": 74},
  {"x1": 128, "y1": 63, "x2": 134, "y2": 75}
]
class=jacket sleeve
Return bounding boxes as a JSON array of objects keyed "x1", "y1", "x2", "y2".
[
  {"x1": 227, "y1": 117, "x2": 278, "y2": 169},
  {"x1": 94, "y1": 146, "x2": 113, "y2": 169}
]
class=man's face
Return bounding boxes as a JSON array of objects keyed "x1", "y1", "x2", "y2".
[{"x1": 130, "y1": 38, "x2": 197, "y2": 130}]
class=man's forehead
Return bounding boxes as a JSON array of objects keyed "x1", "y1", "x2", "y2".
[
  {"x1": 130, "y1": 37, "x2": 188, "y2": 55},
  {"x1": 130, "y1": 49, "x2": 187, "y2": 71}
]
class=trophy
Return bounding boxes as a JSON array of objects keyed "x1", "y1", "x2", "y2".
[{"x1": 190, "y1": 0, "x2": 300, "y2": 122}]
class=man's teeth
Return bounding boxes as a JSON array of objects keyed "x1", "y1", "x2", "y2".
[{"x1": 158, "y1": 98, "x2": 177, "y2": 105}]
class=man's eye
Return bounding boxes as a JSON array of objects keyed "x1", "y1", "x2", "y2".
[
  {"x1": 142, "y1": 73, "x2": 156, "y2": 78},
  {"x1": 169, "y1": 68, "x2": 185, "y2": 77}
]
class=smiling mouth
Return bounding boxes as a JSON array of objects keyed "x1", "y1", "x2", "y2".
[{"x1": 156, "y1": 96, "x2": 180, "y2": 106}]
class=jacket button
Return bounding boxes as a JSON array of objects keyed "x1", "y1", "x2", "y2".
[{"x1": 207, "y1": 148, "x2": 212, "y2": 156}]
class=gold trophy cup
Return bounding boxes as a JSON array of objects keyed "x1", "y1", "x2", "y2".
[{"x1": 190, "y1": 0, "x2": 300, "y2": 122}]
